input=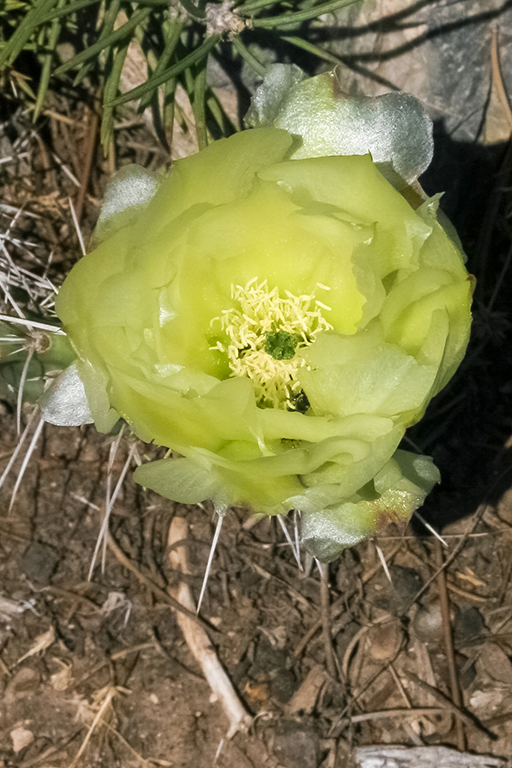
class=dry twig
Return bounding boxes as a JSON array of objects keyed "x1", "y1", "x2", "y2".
[
  {"x1": 168, "y1": 516, "x2": 252, "y2": 738},
  {"x1": 434, "y1": 539, "x2": 465, "y2": 749},
  {"x1": 294, "y1": 540, "x2": 404, "y2": 658},
  {"x1": 405, "y1": 672, "x2": 496, "y2": 741},
  {"x1": 75, "y1": 107, "x2": 100, "y2": 224},
  {"x1": 318, "y1": 560, "x2": 338, "y2": 679}
]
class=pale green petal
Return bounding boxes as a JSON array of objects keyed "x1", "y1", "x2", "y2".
[
  {"x1": 258, "y1": 154, "x2": 431, "y2": 282},
  {"x1": 130, "y1": 127, "x2": 293, "y2": 241},
  {"x1": 247, "y1": 64, "x2": 434, "y2": 183},
  {"x1": 134, "y1": 457, "x2": 220, "y2": 505},
  {"x1": 93, "y1": 164, "x2": 159, "y2": 246},
  {"x1": 301, "y1": 449, "x2": 440, "y2": 561},
  {"x1": 76, "y1": 359, "x2": 119, "y2": 433},
  {"x1": 55, "y1": 123, "x2": 472, "y2": 553},
  {"x1": 301, "y1": 341, "x2": 436, "y2": 421},
  {"x1": 41, "y1": 363, "x2": 94, "y2": 426},
  {"x1": 299, "y1": 422, "x2": 404, "y2": 502}
]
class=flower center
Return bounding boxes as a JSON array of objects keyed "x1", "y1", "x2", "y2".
[{"x1": 210, "y1": 278, "x2": 333, "y2": 410}]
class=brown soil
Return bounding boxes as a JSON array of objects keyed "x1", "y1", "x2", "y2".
[{"x1": 2, "y1": 417, "x2": 512, "y2": 767}]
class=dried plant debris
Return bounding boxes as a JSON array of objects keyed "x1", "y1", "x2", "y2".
[
  {"x1": 355, "y1": 745, "x2": 508, "y2": 768},
  {"x1": 2, "y1": 435, "x2": 512, "y2": 763}
]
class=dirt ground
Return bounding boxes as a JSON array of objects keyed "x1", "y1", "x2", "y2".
[
  {"x1": 3, "y1": 405, "x2": 512, "y2": 767},
  {"x1": 2, "y1": 2, "x2": 512, "y2": 765}
]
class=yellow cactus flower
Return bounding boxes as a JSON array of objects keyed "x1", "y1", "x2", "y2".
[{"x1": 54, "y1": 83, "x2": 472, "y2": 560}]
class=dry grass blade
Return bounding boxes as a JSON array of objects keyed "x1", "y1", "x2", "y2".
[
  {"x1": 435, "y1": 538, "x2": 465, "y2": 750},
  {"x1": 401, "y1": 504, "x2": 490, "y2": 615},
  {"x1": 349, "y1": 706, "x2": 453, "y2": 725},
  {"x1": 106, "y1": 524, "x2": 213, "y2": 630},
  {"x1": 405, "y1": 672, "x2": 496, "y2": 741},
  {"x1": 317, "y1": 559, "x2": 337, "y2": 679},
  {"x1": 16, "y1": 625, "x2": 55, "y2": 665},
  {"x1": 294, "y1": 540, "x2": 404, "y2": 658},
  {"x1": 69, "y1": 685, "x2": 118, "y2": 768}
]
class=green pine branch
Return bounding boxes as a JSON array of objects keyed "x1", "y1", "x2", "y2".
[{"x1": 0, "y1": 0, "x2": 358, "y2": 154}]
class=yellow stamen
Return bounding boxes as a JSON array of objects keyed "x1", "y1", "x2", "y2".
[{"x1": 211, "y1": 278, "x2": 333, "y2": 409}]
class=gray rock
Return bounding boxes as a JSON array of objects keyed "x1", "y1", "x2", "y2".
[
  {"x1": 454, "y1": 606, "x2": 486, "y2": 645},
  {"x1": 21, "y1": 541, "x2": 59, "y2": 586},
  {"x1": 273, "y1": 719, "x2": 320, "y2": 768},
  {"x1": 332, "y1": 0, "x2": 512, "y2": 144}
]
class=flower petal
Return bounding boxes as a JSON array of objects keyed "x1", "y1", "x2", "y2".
[
  {"x1": 247, "y1": 64, "x2": 433, "y2": 183},
  {"x1": 93, "y1": 164, "x2": 159, "y2": 246},
  {"x1": 301, "y1": 449, "x2": 440, "y2": 561},
  {"x1": 41, "y1": 362, "x2": 94, "y2": 426}
]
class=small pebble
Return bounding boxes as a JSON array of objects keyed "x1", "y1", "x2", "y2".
[
  {"x1": 273, "y1": 719, "x2": 319, "y2": 768},
  {"x1": 5, "y1": 667, "x2": 40, "y2": 703},
  {"x1": 476, "y1": 643, "x2": 512, "y2": 686},
  {"x1": 412, "y1": 599, "x2": 448, "y2": 646},
  {"x1": 270, "y1": 668, "x2": 297, "y2": 704},
  {"x1": 454, "y1": 607, "x2": 486, "y2": 644},
  {"x1": 368, "y1": 619, "x2": 403, "y2": 661},
  {"x1": 10, "y1": 725, "x2": 34, "y2": 753},
  {"x1": 390, "y1": 565, "x2": 424, "y2": 615},
  {"x1": 21, "y1": 541, "x2": 59, "y2": 586}
]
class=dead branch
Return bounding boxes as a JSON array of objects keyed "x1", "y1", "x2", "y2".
[{"x1": 168, "y1": 516, "x2": 252, "y2": 739}]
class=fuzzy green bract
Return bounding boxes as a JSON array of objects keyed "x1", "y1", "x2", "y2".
[{"x1": 56, "y1": 124, "x2": 472, "y2": 560}]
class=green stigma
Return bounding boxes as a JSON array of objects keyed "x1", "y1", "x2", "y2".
[{"x1": 265, "y1": 331, "x2": 299, "y2": 360}]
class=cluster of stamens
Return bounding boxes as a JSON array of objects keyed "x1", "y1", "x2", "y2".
[{"x1": 210, "y1": 278, "x2": 333, "y2": 410}]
